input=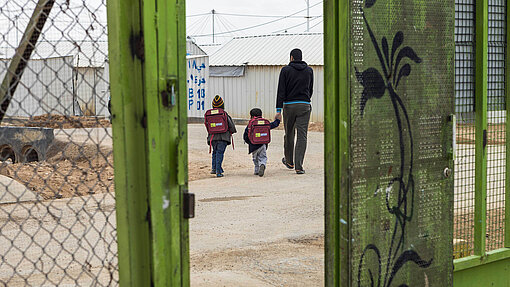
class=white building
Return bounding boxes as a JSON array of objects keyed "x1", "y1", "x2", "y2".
[
  {"x1": 186, "y1": 41, "x2": 210, "y2": 118},
  {"x1": 208, "y1": 33, "x2": 324, "y2": 122},
  {"x1": 1, "y1": 41, "x2": 110, "y2": 117}
]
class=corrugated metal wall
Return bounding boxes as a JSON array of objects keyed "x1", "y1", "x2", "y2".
[
  {"x1": 0, "y1": 57, "x2": 74, "y2": 117},
  {"x1": 209, "y1": 65, "x2": 324, "y2": 122}
]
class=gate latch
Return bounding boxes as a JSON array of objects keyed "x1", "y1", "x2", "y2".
[
  {"x1": 183, "y1": 192, "x2": 195, "y2": 219},
  {"x1": 161, "y1": 76, "x2": 177, "y2": 108}
]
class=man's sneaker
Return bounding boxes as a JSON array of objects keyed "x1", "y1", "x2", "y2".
[
  {"x1": 296, "y1": 170, "x2": 305, "y2": 175},
  {"x1": 258, "y1": 164, "x2": 266, "y2": 177},
  {"x1": 282, "y1": 158, "x2": 294, "y2": 169},
  {"x1": 210, "y1": 170, "x2": 216, "y2": 174},
  {"x1": 216, "y1": 173, "x2": 224, "y2": 178}
]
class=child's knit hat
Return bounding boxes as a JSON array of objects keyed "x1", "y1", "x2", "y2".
[{"x1": 212, "y1": 95, "x2": 224, "y2": 108}]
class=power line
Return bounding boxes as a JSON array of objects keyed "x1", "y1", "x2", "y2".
[
  {"x1": 189, "y1": 1, "x2": 323, "y2": 38},
  {"x1": 272, "y1": 16, "x2": 322, "y2": 34},
  {"x1": 214, "y1": 12, "x2": 321, "y2": 19},
  {"x1": 187, "y1": 12, "x2": 211, "y2": 18},
  {"x1": 309, "y1": 19, "x2": 323, "y2": 30}
]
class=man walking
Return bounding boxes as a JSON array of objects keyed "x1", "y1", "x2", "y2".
[{"x1": 276, "y1": 48, "x2": 313, "y2": 174}]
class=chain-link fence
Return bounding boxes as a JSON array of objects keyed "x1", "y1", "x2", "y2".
[{"x1": 0, "y1": 0, "x2": 117, "y2": 285}]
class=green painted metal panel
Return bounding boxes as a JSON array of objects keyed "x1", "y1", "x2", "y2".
[
  {"x1": 106, "y1": 0, "x2": 152, "y2": 285},
  {"x1": 453, "y1": 256, "x2": 510, "y2": 287},
  {"x1": 348, "y1": 0, "x2": 455, "y2": 285},
  {"x1": 324, "y1": 0, "x2": 351, "y2": 285}
]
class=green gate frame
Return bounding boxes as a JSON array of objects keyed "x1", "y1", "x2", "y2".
[
  {"x1": 106, "y1": 0, "x2": 510, "y2": 286},
  {"x1": 452, "y1": 0, "x2": 510, "y2": 285},
  {"x1": 107, "y1": 0, "x2": 190, "y2": 286}
]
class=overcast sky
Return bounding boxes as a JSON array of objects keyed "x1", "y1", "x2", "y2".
[
  {"x1": 186, "y1": 0, "x2": 323, "y2": 45},
  {"x1": 0, "y1": 0, "x2": 323, "y2": 54}
]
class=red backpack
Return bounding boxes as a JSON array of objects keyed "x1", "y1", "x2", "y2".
[
  {"x1": 205, "y1": 108, "x2": 229, "y2": 134},
  {"x1": 204, "y1": 108, "x2": 233, "y2": 152},
  {"x1": 247, "y1": 117, "x2": 271, "y2": 145}
]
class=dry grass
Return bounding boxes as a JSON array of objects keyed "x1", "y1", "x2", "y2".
[
  {"x1": 457, "y1": 123, "x2": 505, "y2": 144},
  {"x1": 454, "y1": 208, "x2": 506, "y2": 255},
  {"x1": 0, "y1": 140, "x2": 114, "y2": 199},
  {"x1": 3, "y1": 114, "x2": 111, "y2": 129}
]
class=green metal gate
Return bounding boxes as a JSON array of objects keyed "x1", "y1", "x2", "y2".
[
  {"x1": 107, "y1": 0, "x2": 191, "y2": 286},
  {"x1": 325, "y1": 0, "x2": 455, "y2": 285},
  {"x1": 325, "y1": 0, "x2": 510, "y2": 286}
]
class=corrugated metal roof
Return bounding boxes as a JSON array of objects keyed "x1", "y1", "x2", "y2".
[
  {"x1": 187, "y1": 41, "x2": 207, "y2": 56},
  {"x1": 209, "y1": 33, "x2": 323, "y2": 66},
  {"x1": 199, "y1": 44, "x2": 223, "y2": 56}
]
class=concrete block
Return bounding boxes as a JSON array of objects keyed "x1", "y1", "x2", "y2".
[
  {"x1": 0, "y1": 127, "x2": 54, "y2": 163},
  {"x1": 0, "y1": 175, "x2": 38, "y2": 204}
]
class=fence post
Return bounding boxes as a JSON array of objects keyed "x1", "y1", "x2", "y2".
[
  {"x1": 106, "y1": 0, "x2": 152, "y2": 286},
  {"x1": 474, "y1": 0, "x2": 489, "y2": 256},
  {"x1": 506, "y1": 0, "x2": 510, "y2": 249},
  {"x1": 324, "y1": 0, "x2": 350, "y2": 286}
]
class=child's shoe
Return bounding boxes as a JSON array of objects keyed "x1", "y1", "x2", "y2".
[
  {"x1": 216, "y1": 173, "x2": 224, "y2": 178},
  {"x1": 210, "y1": 170, "x2": 216, "y2": 174},
  {"x1": 258, "y1": 164, "x2": 266, "y2": 177}
]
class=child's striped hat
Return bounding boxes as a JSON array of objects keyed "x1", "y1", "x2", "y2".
[{"x1": 212, "y1": 95, "x2": 224, "y2": 108}]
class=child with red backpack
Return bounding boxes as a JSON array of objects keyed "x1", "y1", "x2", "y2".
[
  {"x1": 243, "y1": 108, "x2": 281, "y2": 177},
  {"x1": 205, "y1": 95, "x2": 237, "y2": 177}
]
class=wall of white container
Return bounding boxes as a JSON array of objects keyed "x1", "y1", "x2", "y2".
[
  {"x1": 1, "y1": 57, "x2": 74, "y2": 117},
  {"x1": 186, "y1": 55, "x2": 209, "y2": 118},
  {"x1": 208, "y1": 65, "x2": 324, "y2": 122}
]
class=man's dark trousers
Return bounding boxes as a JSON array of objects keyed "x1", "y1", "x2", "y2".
[{"x1": 283, "y1": 103, "x2": 311, "y2": 171}]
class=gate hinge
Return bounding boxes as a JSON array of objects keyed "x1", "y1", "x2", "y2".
[
  {"x1": 141, "y1": 112, "x2": 147, "y2": 129},
  {"x1": 130, "y1": 33, "x2": 145, "y2": 61},
  {"x1": 483, "y1": 129, "x2": 487, "y2": 149},
  {"x1": 183, "y1": 192, "x2": 195, "y2": 219}
]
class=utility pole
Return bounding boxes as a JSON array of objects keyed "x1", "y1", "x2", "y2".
[
  {"x1": 306, "y1": 0, "x2": 310, "y2": 32},
  {"x1": 211, "y1": 9, "x2": 215, "y2": 43},
  {"x1": 15, "y1": 15, "x2": 19, "y2": 45}
]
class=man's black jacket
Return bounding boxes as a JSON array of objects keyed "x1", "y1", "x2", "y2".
[{"x1": 276, "y1": 61, "x2": 314, "y2": 110}]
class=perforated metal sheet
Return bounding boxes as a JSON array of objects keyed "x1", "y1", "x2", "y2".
[{"x1": 350, "y1": 0, "x2": 454, "y2": 285}]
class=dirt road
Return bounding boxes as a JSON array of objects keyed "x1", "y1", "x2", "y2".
[{"x1": 187, "y1": 124, "x2": 325, "y2": 286}]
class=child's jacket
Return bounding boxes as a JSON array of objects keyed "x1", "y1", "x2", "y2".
[{"x1": 243, "y1": 118, "x2": 280, "y2": 153}]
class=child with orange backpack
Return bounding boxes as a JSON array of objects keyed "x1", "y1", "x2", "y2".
[
  {"x1": 205, "y1": 95, "x2": 237, "y2": 177},
  {"x1": 243, "y1": 108, "x2": 281, "y2": 177}
]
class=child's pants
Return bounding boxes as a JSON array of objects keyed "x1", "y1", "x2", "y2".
[
  {"x1": 212, "y1": 141, "x2": 228, "y2": 174},
  {"x1": 252, "y1": 145, "x2": 267, "y2": 173}
]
